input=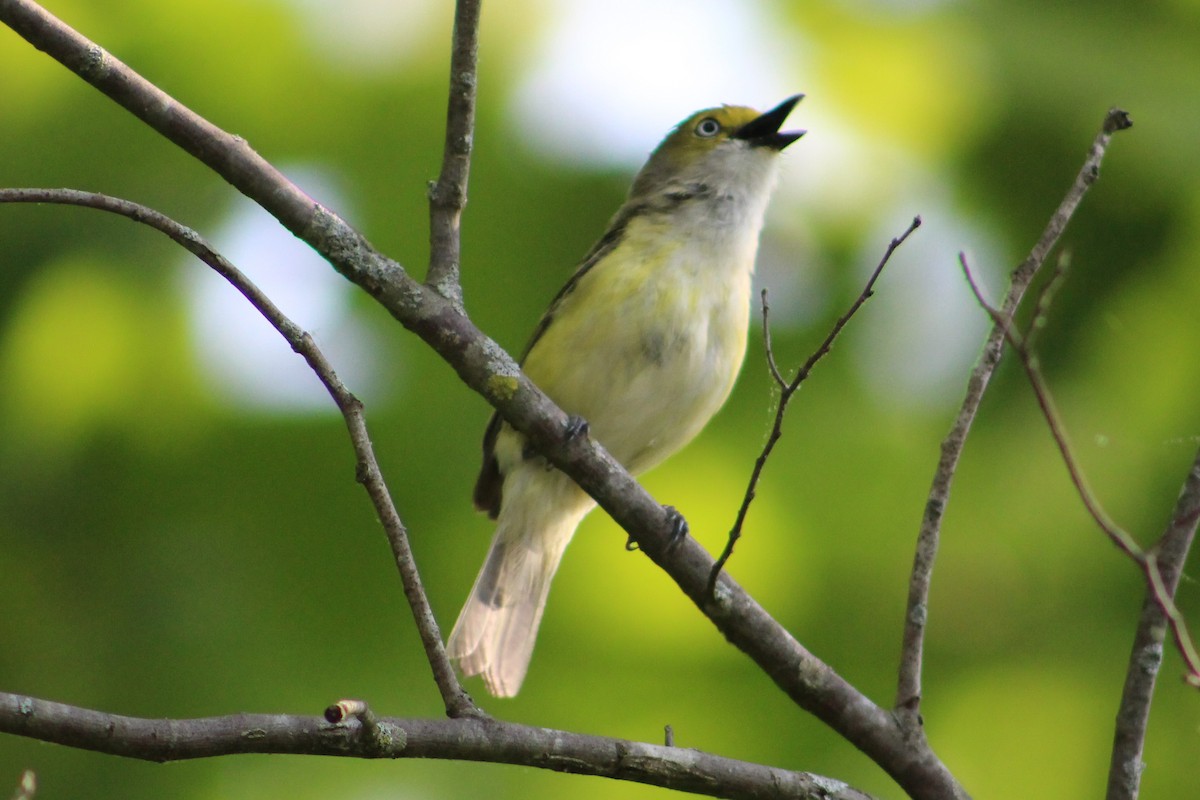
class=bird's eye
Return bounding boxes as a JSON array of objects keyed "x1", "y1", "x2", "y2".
[{"x1": 694, "y1": 118, "x2": 721, "y2": 138}]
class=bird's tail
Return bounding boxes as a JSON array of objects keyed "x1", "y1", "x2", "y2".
[{"x1": 446, "y1": 507, "x2": 584, "y2": 697}]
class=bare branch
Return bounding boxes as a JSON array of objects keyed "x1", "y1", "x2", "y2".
[
  {"x1": 956, "y1": 254, "x2": 1200, "y2": 800},
  {"x1": 1024, "y1": 251, "x2": 1071, "y2": 352},
  {"x1": 426, "y1": 0, "x2": 482, "y2": 304},
  {"x1": 1107, "y1": 515, "x2": 1200, "y2": 800},
  {"x1": 708, "y1": 216, "x2": 921, "y2": 593},
  {"x1": 895, "y1": 108, "x2": 1133, "y2": 719},
  {"x1": 1144, "y1": 550, "x2": 1200, "y2": 688},
  {"x1": 761, "y1": 289, "x2": 788, "y2": 389},
  {"x1": 0, "y1": 7, "x2": 970, "y2": 796},
  {"x1": 0, "y1": 692, "x2": 879, "y2": 800},
  {"x1": 958, "y1": 252, "x2": 1141, "y2": 557},
  {"x1": 0, "y1": 187, "x2": 480, "y2": 719}
]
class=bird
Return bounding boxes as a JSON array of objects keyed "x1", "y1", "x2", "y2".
[{"x1": 446, "y1": 95, "x2": 805, "y2": 697}]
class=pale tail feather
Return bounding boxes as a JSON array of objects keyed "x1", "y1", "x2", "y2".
[{"x1": 446, "y1": 517, "x2": 575, "y2": 697}]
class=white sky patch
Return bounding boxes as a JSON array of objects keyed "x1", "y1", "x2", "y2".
[
  {"x1": 286, "y1": 0, "x2": 445, "y2": 70},
  {"x1": 181, "y1": 168, "x2": 387, "y2": 413},
  {"x1": 850, "y1": 193, "x2": 1008, "y2": 410},
  {"x1": 744, "y1": 106, "x2": 1004, "y2": 410},
  {"x1": 511, "y1": 0, "x2": 807, "y2": 168}
]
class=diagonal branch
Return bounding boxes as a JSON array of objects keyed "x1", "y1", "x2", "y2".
[
  {"x1": 426, "y1": 0, "x2": 482, "y2": 305},
  {"x1": 0, "y1": 5, "x2": 969, "y2": 796},
  {"x1": 894, "y1": 108, "x2": 1133, "y2": 719},
  {"x1": 956, "y1": 254, "x2": 1200, "y2": 800},
  {"x1": 956, "y1": 255, "x2": 1140, "y2": 556},
  {"x1": 0, "y1": 187, "x2": 479, "y2": 719},
  {"x1": 708, "y1": 216, "x2": 921, "y2": 594},
  {"x1": 0, "y1": 691, "x2": 879, "y2": 800}
]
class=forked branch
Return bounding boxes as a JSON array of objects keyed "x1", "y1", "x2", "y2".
[
  {"x1": 0, "y1": 4, "x2": 970, "y2": 796},
  {"x1": 957, "y1": 253, "x2": 1200, "y2": 800},
  {"x1": 895, "y1": 108, "x2": 1133, "y2": 719},
  {"x1": 708, "y1": 216, "x2": 922, "y2": 594}
]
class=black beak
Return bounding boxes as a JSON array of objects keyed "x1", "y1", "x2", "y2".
[{"x1": 733, "y1": 94, "x2": 805, "y2": 151}]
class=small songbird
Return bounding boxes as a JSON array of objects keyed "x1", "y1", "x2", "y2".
[{"x1": 446, "y1": 96, "x2": 805, "y2": 696}]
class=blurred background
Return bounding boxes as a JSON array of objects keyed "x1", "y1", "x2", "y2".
[{"x1": 1, "y1": 0, "x2": 1198, "y2": 798}]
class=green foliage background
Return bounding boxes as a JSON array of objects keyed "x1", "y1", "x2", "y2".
[{"x1": 2, "y1": 1, "x2": 1198, "y2": 798}]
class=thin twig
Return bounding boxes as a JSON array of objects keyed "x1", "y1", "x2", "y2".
[
  {"x1": 426, "y1": 0, "x2": 482, "y2": 305},
  {"x1": 0, "y1": 691, "x2": 879, "y2": 800},
  {"x1": 0, "y1": 188, "x2": 481, "y2": 719},
  {"x1": 1024, "y1": 251, "x2": 1071, "y2": 352},
  {"x1": 970, "y1": 254, "x2": 1200, "y2": 679},
  {"x1": 958, "y1": 253, "x2": 1141, "y2": 557},
  {"x1": 894, "y1": 108, "x2": 1133, "y2": 718},
  {"x1": 762, "y1": 290, "x2": 788, "y2": 388},
  {"x1": 707, "y1": 216, "x2": 921, "y2": 595},
  {"x1": 1143, "y1": 551, "x2": 1200, "y2": 689}
]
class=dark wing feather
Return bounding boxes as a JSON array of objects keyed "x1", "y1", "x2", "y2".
[
  {"x1": 473, "y1": 412, "x2": 505, "y2": 517},
  {"x1": 471, "y1": 203, "x2": 642, "y2": 517}
]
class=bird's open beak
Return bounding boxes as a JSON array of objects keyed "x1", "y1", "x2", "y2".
[{"x1": 734, "y1": 94, "x2": 805, "y2": 151}]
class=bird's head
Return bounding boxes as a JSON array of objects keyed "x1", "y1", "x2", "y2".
[{"x1": 630, "y1": 95, "x2": 805, "y2": 202}]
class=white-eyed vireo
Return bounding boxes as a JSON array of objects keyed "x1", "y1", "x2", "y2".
[{"x1": 447, "y1": 95, "x2": 805, "y2": 696}]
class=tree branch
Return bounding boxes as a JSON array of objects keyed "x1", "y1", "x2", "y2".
[
  {"x1": 709, "y1": 216, "x2": 921, "y2": 594},
  {"x1": 958, "y1": 253, "x2": 1200, "y2": 686},
  {"x1": 426, "y1": 0, "x2": 482, "y2": 305},
  {"x1": 956, "y1": 252, "x2": 1200, "y2": 799},
  {"x1": 1106, "y1": 455, "x2": 1200, "y2": 800},
  {"x1": 956, "y1": 253, "x2": 1141, "y2": 556},
  {"x1": 0, "y1": 692, "x2": 878, "y2": 800},
  {"x1": 0, "y1": 187, "x2": 479, "y2": 719},
  {"x1": 894, "y1": 108, "x2": 1133, "y2": 720},
  {"x1": 0, "y1": 4, "x2": 969, "y2": 796}
]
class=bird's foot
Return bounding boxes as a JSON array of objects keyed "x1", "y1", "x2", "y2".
[
  {"x1": 625, "y1": 507, "x2": 688, "y2": 551},
  {"x1": 564, "y1": 414, "x2": 589, "y2": 441},
  {"x1": 664, "y1": 506, "x2": 689, "y2": 549}
]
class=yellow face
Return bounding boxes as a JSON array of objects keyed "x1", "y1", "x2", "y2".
[
  {"x1": 656, "y1": 105, "x2": 763, "y2": 162},
  {"x1": 629, "y1": 99, "x2": 800, "y2": 202}
]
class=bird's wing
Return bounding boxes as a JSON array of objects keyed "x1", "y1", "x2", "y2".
[{"x1": 471, "y1": 203, "x2": 642, "y2": 517}]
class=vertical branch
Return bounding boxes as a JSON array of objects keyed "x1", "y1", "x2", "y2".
[
  {"x1": 894, "y1": 108, "x2": 1133, "y2": 717},
  {"x1": 426, "y1": 0, "x2": 483, "y2": 306},
  {"x1": 1106, "y1": 450, "x2": 1200, "y2": 800}
]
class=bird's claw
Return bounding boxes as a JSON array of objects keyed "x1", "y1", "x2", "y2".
[
  {"x1": 564, "y1": 415, "x2": 589, "y2": 441},
  {"x1": 625, "y1": 508, "x2": 688, "y2": 551},
  {"x1": 664, "y1": 506, "x2": 689, "y2": 549}
]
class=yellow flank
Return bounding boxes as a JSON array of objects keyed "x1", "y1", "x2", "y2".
[{"x1": 519, "y1": 211, "x2": 753, "y2": 476}]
